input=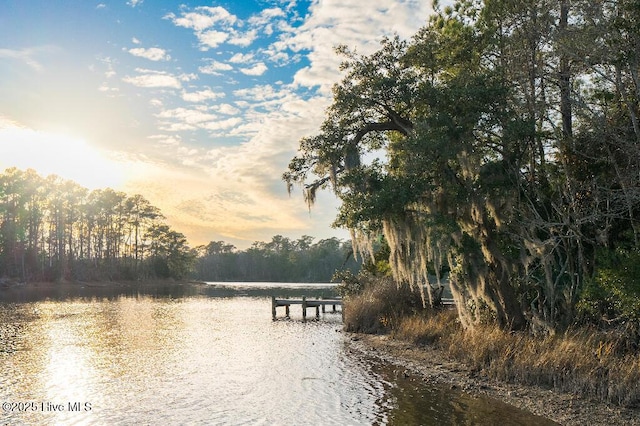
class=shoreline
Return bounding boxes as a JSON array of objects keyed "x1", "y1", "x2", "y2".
[{"x1": 347, "y1": 333, "x2": 640, "y2": 426}]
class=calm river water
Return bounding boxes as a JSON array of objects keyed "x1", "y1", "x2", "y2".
[{"x1": 1, "y1": 282, "x2": 555, "y2": 425}]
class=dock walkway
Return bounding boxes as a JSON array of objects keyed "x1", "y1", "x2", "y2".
[{"x1": 271, "y1": 296, "x2": 342, "y2": 320}]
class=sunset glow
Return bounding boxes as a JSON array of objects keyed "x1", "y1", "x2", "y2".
[
  {"x1": 0, "y1": 119, "x2": 131, "y2": 190},
  {"x1": 0, "y1": 0, "x2": 435, "y2": 248}
]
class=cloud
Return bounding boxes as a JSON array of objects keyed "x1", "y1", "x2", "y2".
[
  {"x1": 228, "y1": 53, "x2": 254, "y2": 64},
  {"x1": 228, "y1": 29, "x2": 258, "y2": 47},
  {"x1": 212, "y1": 103, "x2": 240, "y2": 115},
  {"x1": 166, "y1": 4, "x2": 288, "y2": 52},
  {"x1": 166, "y1": 6, "x2": 237, "y2": 31},
  {"x1": 248, "y1": 7, "x2": 286, "y2": 26},
  {"x1": 197, "y1": 30, "x2": 229, "y2": 50},
  {"x1": 201, "y1": 117, "x2": 242, "y2": 131},
  {"x1": 239, "y1": 62, "x2": 268, "y2": 76},
  {"x1": 199, "y1": 60, "x2": 233, "y2": 75},
  {"x1": 0, "y1": 47, "x2": 45, "y2": 71},
  {"x1": 122, "y1": 69, "x2": 182, "y2": 89},
  {"x1": 275, "y1": 0, "x2": 434, "y2": 93},
  {"x1": 181, "y1": 88, "x2": 225, "y2": 103},
  {"x1": 128, "y1": 47, "x2": 171, "y2": 61},
  {"x1": 157, "y1": 107, "x2": 218, "y2": 125},
  {"x1": 233, "y1": 85, "x2": 284, "y2": 102},
  {"x1": 127, "y1": 0, "x2": 143, "y2": 7},
  {"x1": 149, "y1": 134, "x2": 182, "y2": 146}
]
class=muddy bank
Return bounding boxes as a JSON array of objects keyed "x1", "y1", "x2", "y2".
[{"x1": 347, "y1": 333, "x2": 640, "y2": 426}]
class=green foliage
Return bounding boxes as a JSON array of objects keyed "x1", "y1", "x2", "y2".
[
  {"x1": 333, "y1": 270, "x2": 366, "y2": 298},
  {"x1": 193, "y1": 235, "x2": 361, "y2": 283},
  {"x1": 286, "y1": 0, "x2": 640, "y2": 331},
  {"x1": 578, "y1": 249, "x2": 640, "y2": 323}
]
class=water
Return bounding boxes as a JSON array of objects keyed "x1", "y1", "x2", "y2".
[{"x1": 0, "y1": 282, "x2": 555, "y2": 425}]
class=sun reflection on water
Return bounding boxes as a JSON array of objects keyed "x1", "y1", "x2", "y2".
[{"x1": 1, "y1": 291, "x2": 554, "y2": 425}]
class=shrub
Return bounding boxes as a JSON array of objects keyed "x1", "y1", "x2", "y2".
[
  {"x1": 342, "y1": 275, "x2": 422, "y2": 334},
  {"x1": 578, "y1": 248, "x2": 640, "y2": 325}
]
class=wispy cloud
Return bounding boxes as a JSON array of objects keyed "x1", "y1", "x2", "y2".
[
  {"x1": 199, "y1": 60, "x2": 233, "y2": 75},
  {"x1": 157, "y1": 107, "x2": 218, "y2": 126},
  {"x1": 122, "y1": 69, "x2": 182, "y2": 88},
  {"x1": 0, "y1": 47, "x2": 47, "y2": 71},
  {"x1": 181, "y1": 88, "x2": 225, "y2": 103}
]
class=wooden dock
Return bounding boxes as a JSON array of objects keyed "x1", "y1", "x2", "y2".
[{"x1": 271, "y1": 296, "x2": 342, "y2": 320}]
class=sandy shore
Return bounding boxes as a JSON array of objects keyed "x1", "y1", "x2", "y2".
[{"x1": 347, "y1": 333, "x2": 640, "y2": 426}]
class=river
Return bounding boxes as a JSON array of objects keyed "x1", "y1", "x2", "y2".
[{"x1": 0, "y1": 282, "x2": 555, "y2": 425}]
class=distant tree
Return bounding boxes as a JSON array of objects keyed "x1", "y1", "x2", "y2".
[{"x1": 192, "y1": 235, "x2": 360, "y2": 282}]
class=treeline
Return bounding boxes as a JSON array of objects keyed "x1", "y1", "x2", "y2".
[
  {"x1": 192, "y1": 235, "x2": 361, "y2": 282},
  {"x1": 0, "y1": 167, "x2": 360, "y2": 284},
  {"x1": 286, "y1": 0, "x2": 640, "y2": 332},
  {"x1": 0, "y1": 167, "x2": 194, "y2": 282}
]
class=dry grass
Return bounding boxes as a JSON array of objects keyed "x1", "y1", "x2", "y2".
[
  {"x1": 342, "y1": 277, "x2": 422, "y2": 334},
  {"x1": 345, "y1": 285, "x2": 640, "y2": 407},
  {"x1": 397, "y1": 314, "x2": 640, "y2": 406}
]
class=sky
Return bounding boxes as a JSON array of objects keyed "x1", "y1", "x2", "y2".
[{"x1": 0, "y1": 0, "x2": 436, "y2": 249}]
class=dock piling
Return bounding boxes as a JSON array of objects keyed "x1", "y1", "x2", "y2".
[{"x1": 271, "y1": 296, "x2": 342, "y2": 321}]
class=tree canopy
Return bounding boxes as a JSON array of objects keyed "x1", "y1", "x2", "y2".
[
  {"x1": 285, "y1": 0, "x2": 640, "y2": 331},
  {"x1": 192, "y1": 235, "x2": 360, "y2": 283},
  {"x1": 0, "y1": 167, "x2": 194, "y2": 282}
]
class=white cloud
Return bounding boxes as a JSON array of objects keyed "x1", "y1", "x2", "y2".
[
  {"x1": 197, "y1": 30, "x2": 229, "y2": 49},
  {"x1": 179, "y1": 73, "x2": 198, "y2": 82},
  {"x1": 166, "y1": 6, "x2": 237, "y2": 31},
  {"x1": 122, "y1": 69, "x2": 182, "y2": 89},
  {"x1": 182, "y1": 88, "x2": 225, "y2": 103},
  {"x1": 127, "y1": 0, "x2": 143, "y2": 7},
  {"x1": 233, "y1": 85, "x2": 284, "y2": 102},
  {"x1": 132, "y1": 37, "x2": 141, "y2": 44},
  {"x1": 239, "y1": 62, "x2": 268, "y2": 76},
  {"x1": 213, "y1": 103, "x2": 240, "y2": 115},
  {"x1": 157, "y1": 107, "x2": 218, "y2": 125},
  {"x1": 228, "y1": 53, "x2": 254, "y2": 64},
  {"x1": 201, "y1": 117, "x2": 242, "y2": 131},
  {"x1": 229, "y1": 29, "x2": 258, "y2": 47},
  {"x1": 128, "y1": 47, "x2": 171, "y2": 61},
  {"x1": 199, "y1": 61, "x2": 233, "y2": 75},
  {"x1": 149, "y1": 134, "x2": 182, "y2": 146},
  {"x1": 248, "y1": 7, "x2": 286, "y2": 26}
]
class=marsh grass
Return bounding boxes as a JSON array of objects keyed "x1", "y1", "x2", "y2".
[
  {"x1": 345, "y1": 284, "x2": 640, "y2": 407},
  {"x1": 342, "y1": 276, "x2": 422, "y2": 334}
]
